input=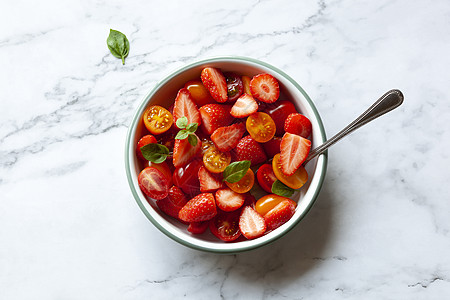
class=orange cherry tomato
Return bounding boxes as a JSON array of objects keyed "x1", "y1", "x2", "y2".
[
  {"x1": 143, "y1": 105, "x2": 173, "y2": 135},
  {"x1": 201, "y1": 138, "x2": 214, "y2": 155},
  {"x1": 246, "y1": 112, "x2": 276, "y2": 143},
  {"x1": 272, "y1": 153, "x2": 308, "y2": 189},
  {"x1": 242, "y1": 75, "x2": 252, "y2": 95},
  {"x1": 255, "y1": 194, "x2": 297, "y2": 216},
  {"x1": 203, "y1": 146, "x2": 231, "y2": 173},
  {"x1": 184, "y1": 80, "x2": 215, "y2": 106},
  {"x1": 225, "y1": 169, "x2": 254, "y2": 193}
]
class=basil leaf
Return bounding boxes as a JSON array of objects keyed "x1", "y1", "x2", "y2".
[
  {"x1": 140, "y1": 143, "x2": 169, "y2": 163},
  {"x1": 271, "y1": 180, "x2": 295, "y2": 197},
  {"x1": 107, "y1": 29, "x2": 130, "y2": 65},
  {"x1": 175, "y1": 130, "x2": 189, "y2": 140},
  {"x1": 188, "y1": 134, "x2": 198, "y2": 147},
  {"x1": 223, "y1": 160, "x2": 251, "y2": 183},
  {"x1": 176, "y1": 117, "x2": 188, "y2": 129},
  {"x1": 186, "y1": 122, "x2": 198, "y2": 133}
]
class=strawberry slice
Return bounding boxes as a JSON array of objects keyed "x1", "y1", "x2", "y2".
[
  {"x1": 264, "y1": 199, "x2": 296, "y2": 231},
  {"x1": 215, "y1": 188, "x2": 245, "y2": 212},
  {"x1": 201, "y1": 67, "x2": 228, "y2": 103},
  {"x1": 279, "y1": 132, "x2": 311, "y2": 176},
  {"x1": 284, "y1": 113, "x2": 312, "y2": 138},
  {"x1": 173, "y1": 133, "x2": 201, "y2": 168},
  {"x1": 156, "y1": 186, "x2": 188, "y2": 219},
  {"x1": 198, "y1": 166, "x2": 223, "y2": 192},
  {"x1": 178, "y1": 193, "x2": 217, "y2": 222},
  {"x1": 230, "y1": 94, "x2": 258, "y2": 118},
  {"x1": 210, "y1": 122, "x2": 246, "y2": 152},
  {"x1": 249, "y1": 73, "x2": 280, "y2": 103},
  {"x1": 234, "y1": 135, "x2": 267, "y2": 166},
  {"x1": 199, "y1": 104, "x2": 234, "y2": 135},
  {"x1": 239, "y1": 206, "x2": 266, "y2": 239},
  {"x1": 187, "y1": 221, "x2": 209, "y2": 234},
  {"x1": 173, "y1": 88, "x2": 202, "y2": 127}
]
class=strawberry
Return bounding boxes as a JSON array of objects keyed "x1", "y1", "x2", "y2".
[
  {"x1": 156, "y1": 186, "x2": 188, "y2": 219},
  {"x1": 136, "y1": 134, "x2": 157, "y2": 160},
  {"x1": 211, "y1": 122, "x2": 246, "y2": 152},
  {"x1": 249, "y1": 73, "x2": 280, "y2": 103},
  {"x1": 178, "y1": 193, "x2": 217, "y2": 222},
  {"x1": 279, "y1": 132, "x2": 311, "y2": 176},
  {"x1": 187, "y1": 221, "x2": 209, "y2": 234},
  {"x1": 199, "y1": 104, "x2": 234, "y2": 135},
  {"x1": 262, "y1": 136, "x2": 282, "y2": 158},
  {"x1": 230, "y1": 93, "x2": 258, "y2": 118},
  {"x1": 284, "y1": 113, "x2": 312, "y2": 138},
  {"x1": 173, "y1": 88, "x2": 202, "y2": 127},
  {"x1": 215, "y1": 188, "x2": 245, "y2": 212},
  {"x1": 201, "y1": 67, "x2": 228, "y2": 103},
  {"x1": 234, "y1": 135, "x2": 267, "y2": 166},
  {"x1": 239, "y1": 206, "x2": 266, "y2": 239},
  {"x1": 172, "y1": 133, "x2": 201, "y2": 168},
  {"x1": 264, "y1": 199, "x2": 296, "y2": 231},
  {"x1": 198, "y1": 166, "x2": 223, "y2": 192}
]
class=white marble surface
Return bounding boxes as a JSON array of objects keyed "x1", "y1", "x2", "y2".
[{"x1": 1, "y1": 0, "x2": 449, "y2": 299}]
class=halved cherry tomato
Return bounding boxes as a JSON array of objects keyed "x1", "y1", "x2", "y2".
[
  {"x1": 147, "y1": 161, "x2": 173, "y2": 187},
  {"x1": 255, "y1": 194, "x2": 296, "y2": 216},
  {"x1": 201, "y1": 138, "x2": 214, "y2": 155},
  {"x1": 136, "y1": 134, "x2": 157, "y2": 160},
  {"x1": 209, "y1": 211, "x2": 241, "y2": 242},
  {"x1": 224, "y1": 72, "x2": 244, "y2": 102},
  {"x1": 256, "y1": 164, "x2": 277, "y2": 193},
  {"x1": 143, "y1": 105, "x2": 173, "y2": 135},
  {"x1": 225, "y1": 169, "x2": 254, "y2": 193},
  {"x1": 242, "y1": 75, "x2": 251, "y2": 95},
  {"x1": 138, "y1": 167, "x2": 170, "y2": 200},
  {"x1": 246, "y1": 112, "x2": 276, "y2": 143},
  {"x1": 262, "y1": 136, "x2": 282, "y2": 158},
  {"x1": 203, "y1": 146, "x2": 231, "y2": 173},
  {"x1": 184, "y1": 80, "x2": 215, "y2": 106},
  {"x1": 272, "y1": 153, "x2": 308, "y2": 189}
]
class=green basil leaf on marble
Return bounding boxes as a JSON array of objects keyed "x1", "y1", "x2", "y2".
[{"x1": 107, "y1": 29, "x2": 130, "y2": 65}]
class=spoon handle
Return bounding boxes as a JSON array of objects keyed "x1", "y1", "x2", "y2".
[{"x1": 304, "y1": 89, "x2": 404, "y2": 164}]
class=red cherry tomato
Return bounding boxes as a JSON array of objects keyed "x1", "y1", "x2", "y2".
[
  {"x1": 224, "y1": 72, "x2": 244, "y2": 102},
  {"x1": 256, "y1": 164, "x2": 277, "y2": 193},
  {"x1": 262, "y1": 136, "x2": 282, "y2": 158},
  {"x1": 209, "y1": 211, "x2": 241, "y2": 242},
  {"x1": 173, "y1": 159, "x2": 203, "y2": 197},
  {"x1": 264, "y1": 100, "x2": 298, "y2": 136},
  {"x1": 184, "y1": 80, "x2": 215, "y2": 106},
  {"x1": 147, "y1": 161, "x2": 173, "y2": 187},
  {"x1": 188, "y1": 221, "x2": 209, "y2": 234},
  {"x1": 136, "y1": 135, "x2": 157, "y2": 160},
  {"x1": 138, "y1": 167, "x2": 170, "y2": 200}
]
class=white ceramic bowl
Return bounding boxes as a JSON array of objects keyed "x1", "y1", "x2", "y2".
[{"x1": 125, "y1": 56, "x2": 327, "y2": 253}]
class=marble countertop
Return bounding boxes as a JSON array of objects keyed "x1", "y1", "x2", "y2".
[{"x1": 1, "y1": 0, "x2": 449, "y2": 299}]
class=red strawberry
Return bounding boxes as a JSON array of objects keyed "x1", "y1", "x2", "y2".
[
  {"x1": 234, "y1": 135, "x2": 267, "y2": 166},
  {"x1": 239, "y1": 206, "x2": 266, "y2": 239},
  {"x1": 187, "y1": 221, "x2": 209, "y2": 234},
  {"x1": 199, "y1": 104, "x2": 234, "y2": 135},
  {"x1": 173, "y1": 88, "x2": 202, "y2": 127},
  {"x1": 201, "y1": 67, "x2": 228, "y2": 103},
  {"x1": 262, "y1": 136, "x2": 282, "y2": 158},
  {"x1": 136, "y1": 134, "x2": 157, "y2": 160},
  {"x1": 264, "y1": 199, "x2": 296, "y2": 231},
  {"x1": 279, "y1": 132, "x2": 311, "y2": 176},
  {"x1": 156, "y1": 186, "x2": 188, "y2": 219},
  {"x1": 178, "y1": 193, "x2": 217, "y2": 222},
  {"x1": 249, "y1": 73, "x2": 280, "y2": 103},
  {"x1": 173, "y1": 133, "x2": 201, "y2": 168},
  {"x1": 284, "y1": 113, "x2": 312, "y2": 138},
  {"x1": 230, "y1": 94, "x2": 258, "y2": 118},
  {"x1": 198, "y1": 166, "x2": 223, "y2": 192},
  {"x1": 215, "y1": 188, "x2": 245, "y2": 212},
  {"x1": 211, "y1": 122, "x2": 246, "y2": 152}
]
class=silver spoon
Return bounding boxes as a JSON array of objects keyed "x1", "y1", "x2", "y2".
[{"x1": 304, "y1": 89, "x2": 404, "y2": 164}]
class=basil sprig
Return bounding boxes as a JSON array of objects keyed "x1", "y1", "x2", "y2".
[
  {"x1": 223, "y1": 160, "x2": 251, "y2": 183},
  {"x1": 271, "y1": 180, "x2": 295, "y2": 197},
  {"x1": 107, "y1": 29, "x2": 130, "y2": 65},
  {"x1": 140, "y1": 143, "x2": 170, "y2": 163},
  {"x1": 175, "y1": 117, "x2": 198, "y2": 146}
]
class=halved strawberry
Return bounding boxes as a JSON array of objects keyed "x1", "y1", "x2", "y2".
[
  {"x1": 279, "y1": 132, "x2": 311, "y2": 176},
  {"x1": 187, "y1": 221, "x2": 209, "y2": 234},
  {"x1": 173, "y1": 88, "x2": 202, "y2": 127},
  {"x1": 178, "y1": 193, "x2": 217, "y2": 222},
  {"x1": 199, "y1": 104, "x2": 234, "y2": 135},
  {"x1": 156, "y1": 186, "x2": 188, "y2": 219},
  {"x1": 215, "y1": 188, "x2": 245, "y2": 212},
  {"x1": 201, "y1": 67, "x2": 228, "y2": 103},
  {"x1": 173, "y1": 133, "x2": 201, "y2": 168},
  {"x1": 230, "y1": 94, "x2": 258, "y2": 118},
  {"x1": 234, "y1": 135, "x2": 267, "y2": 166},
  {"x1": 284, "y1": 113, "x2": 312, "y2": 138},
  {"x1": 264, "y1": 199, "x2": 296, "y2": 231},
  {"x1": 249, "y1": 74, "x2": 280, "y2": 103},
  {"x1": 239, "y1": 206, "x2": 266, "y2": 239},
  {"x1": 198, "y1": 166, "x2": 223, "y2": 192},
  {"x1": 211, "y1": 122, "x2": 246, "y2": 152}
]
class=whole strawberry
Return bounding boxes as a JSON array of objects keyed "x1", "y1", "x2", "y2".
[
  {"x1": 234, "y1": 135, "x2": 267, "y2": 166},
  {"x1": 178, "y1": 193, "x2": 217, "y2": 222}
]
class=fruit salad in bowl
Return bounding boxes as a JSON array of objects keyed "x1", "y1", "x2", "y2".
[{"x1": 125, "y1": 57, "x2": 327, "y2": 253}]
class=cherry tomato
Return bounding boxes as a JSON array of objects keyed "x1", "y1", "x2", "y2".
[
  {"x1": 138, "y1": 167, "x2": 170, "y2": 200},
  {"x1": 209, "y1": 211, "x2": 241, "y2": 242},
  {"x1": 262, "y1": 136, "x2": 282, "y2": 158},
  {"x1": 201, "y1": 138, "x2": 214, "y2": 155},
  {"x1": 246, "y1": 112, "x2": 276, "y2": 143},
  {"x1": 256, "y1": 164, "x2": 277, "y2": 193},
  {"x1": 136, "y1": 134, "x2": 157, "y2": 160},
  {"x1": 224, "y1": 72, "x2": 244, "y2": 102},
  {"x1": 203, "y1": 146, "x2": 231, "y2": 173},
  {"x1": 173, "y1": 159, "x2": 203, "y2": 196},
  {"x1": 242, "y1": 75, "x2": 251, "y2": 95},
  {"x1": 225, "y1": 169, "x2": 255, "y2": 194},
  {"x1": 264, "y1": 100, "x2": 298, "y2": 136},
  {"x1": 255, "y1": 194, "x2": 296, "y2": 216},
  {"x1": 143, "y1": 105, "x2": 173, "y2": 135},
  {"x1": 147, "y1": 161, "x2": 173, "y2": 187},
  {"x1": 272, "y1": 153, "x2": 308, "y2": 189},
  {"x1": 188, "y1": 221, "x2": 209, "y2": 234},
  {"x1": 184, "y1": 80, "x2": 215, "y2": 106}
]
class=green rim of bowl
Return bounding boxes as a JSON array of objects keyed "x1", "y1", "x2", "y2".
[{"x1": 125, "y1": 56, "x2": 328, "y2": 253}]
